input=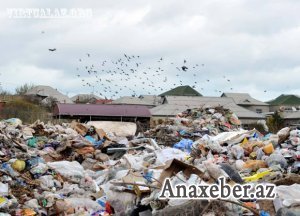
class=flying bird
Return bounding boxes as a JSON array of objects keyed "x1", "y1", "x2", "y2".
[
  {"x1": 182, "y1": 66, "x2": 188, "y2": 71},
  {"x1": 48, "y1": 48, "x2": 56, "y2": 51}
]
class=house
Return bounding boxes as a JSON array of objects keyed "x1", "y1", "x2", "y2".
[
  {"x1": 111, "y1": 95, "x2": 162, "y2": 108},
  {"x1": 53, "y1": 103, "x2": 152, "y2": 129},
  {"x1": 150, "y1": 96, "x2": 265, "y2": 125},
  {"x1": 159, "y1": 85, "x2": 202, "y2": 97},
  {"x1": 221, "y1": 93, "x2": 269, "y2": 114},
  {"x1": 71, "y1": 94, "x2": 102, "y2": 104},
  {"x1": 267, "y1": 94, "x2": 300, "y2": 112},
  {"x1": 281, "y1": 111, "x2": 300, "y2": 127},
  {"x1": 25, "y1": 85, "x2": 73, "y2": 104}
]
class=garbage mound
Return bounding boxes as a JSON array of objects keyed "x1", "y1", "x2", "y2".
[
  {"x1": 146, "y1": 106, "x2": 241, "y2": 146},
  {"x1": 0, "y1": 105, "x2": 299, "y2": 215}
]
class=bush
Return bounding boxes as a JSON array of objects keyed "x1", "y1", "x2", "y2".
[
  {"x1": 1, "y1": 99, "x2": 50, "y2": 123},
  {"x1": 266, "y1": 111, "x2": 284, "y2": 133}
]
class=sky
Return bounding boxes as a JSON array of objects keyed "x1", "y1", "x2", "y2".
[{"x1": 0, "y1": 0, "x2": 300, "y2": 101}]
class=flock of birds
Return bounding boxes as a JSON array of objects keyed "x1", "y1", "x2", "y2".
[
  {"x1": 71, "y1": 53, "x2": 239, "y2": 99},
  {"x1": 47, "y1": 46, "x2": 268, "y2": 99}
]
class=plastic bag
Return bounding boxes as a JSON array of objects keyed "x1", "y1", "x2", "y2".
[
  {"x1": 207, "y1": 139, "x2": 222, "y2": 153},
  {"x1": 155, "y1": 148, "x2": 187, "y2": 165},
  {"x1": 79, "y1": 175, "x2": 99, "y2": 193},
  {"x1": 0, "y1": 183, "x2": 8, "y2": 196},
  {"x1": 173, "y1": 139, "x2": 193, "y2": 153},
  {"x1": 290, "y1": 130, "x2": 300, "y2": 137},
  {"x1": 229, "y1": 113, "x2": 241, "y2": 125},
  {"x1": 235, "y1": 160, "x2": 245, "y2": 171},
  {"x1": 3, "y1": 118, "x2": 22, "y2": 126},
  {"x1": 243, "y1": 160, "x2": 267, "y2": 171},
  {"x1": 256, "y1": 148, "x2": 265, "y2": 160},
  {"x1": 47, "y1": 161, "x2": 84, "y2": 183},
  {"x1": 276, "y1": 184, "x2": 300, "y2": 207},
  {"x1": 30, "y1": 163, "x2": 48, "y2": 175},
  {"x1": 277, "y1": 127, "x2": 290, "y2": 139},
  {"x1": 27, "y1": 137, "x2": 37, "y2": 148},
  {"x1": 203, "y1": 161, "x2": 224, "y2": 180},
  {"x1": 231, "y1": 145, "x2": 244, "y2": 159},
  {"x1": 62, "y1": 198, "x2": 102, "y2": 211},
  {"x1": 39, "y1": 175, "x2": 60, "y2": 190},
  {"x1": 290, "y1": 137, "x2": 300, "y2": 146},
  {"x1": 266, "y1": 153, "x2": 288, "y2": 169},
  {"x1": 1, "y1": 163, "x2": 19, "y2": 177}
]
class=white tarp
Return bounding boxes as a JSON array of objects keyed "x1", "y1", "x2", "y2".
[{"x1": 87, "y1": 121, "x2": 137, "y2": 137}]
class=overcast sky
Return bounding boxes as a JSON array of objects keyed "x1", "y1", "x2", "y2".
[{"x1": 0, "y1": 0, "x2": 300, "y2": 101}]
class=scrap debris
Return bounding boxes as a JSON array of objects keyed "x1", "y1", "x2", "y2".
[{"x1": 0, "y1": 106, "x2": 299, "y2": 215}]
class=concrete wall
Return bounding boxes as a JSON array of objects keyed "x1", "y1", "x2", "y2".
[
  {"x1": 284, "y1": 119, "x2": 300, "y2": 127},
  {"x1": 240, "y1": 105, "x2": 269, "y2": 113}
]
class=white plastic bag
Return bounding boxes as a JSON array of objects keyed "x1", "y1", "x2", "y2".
[
  {"x1": 276, "y1": 184, "x2": 300, "y2": 207},
  {"x1": 47, "y1": 161, "x2": 84, "y2": 183}
]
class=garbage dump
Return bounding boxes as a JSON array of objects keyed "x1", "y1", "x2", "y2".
[
  {"x1": 0, "y1": 106, "x2": 299, "y2": 215},
  {"x1": 146, "y1": 106, "x2": 241, "y2": 146}
]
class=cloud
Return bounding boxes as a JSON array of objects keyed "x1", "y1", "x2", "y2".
[{"x1": 0, "y1": 0, "x2": 300, "y2": 102}]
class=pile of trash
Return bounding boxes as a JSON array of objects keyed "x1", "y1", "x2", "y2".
[
  {"x1": 0, "y1": 104, "x2": 299, "y2": 215},
  {"x1": 146, "y1": 106, "x2": 241, "y2": 146}
]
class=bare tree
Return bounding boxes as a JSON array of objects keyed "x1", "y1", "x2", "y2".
[
  {"x1": 0, "y1": 90, "x2": 11, "y2": 96},
  {"x1": 15, "y1": 83, "x2": 35, "y2": 95}
]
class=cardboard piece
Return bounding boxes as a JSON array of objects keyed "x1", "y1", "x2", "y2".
[
  {"x1": 71, "y1": 121, "x2": 87, "y2": 136},
  {"x1": 158, "y1": 159, "x2": 204, "y2": 185}
]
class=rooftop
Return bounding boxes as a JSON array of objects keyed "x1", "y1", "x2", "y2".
[
  {"x1": 53, "y1": 103, "x2": 151, "y2": 117},
  {"x1": 221, "y1": 93, "x2": 268, "y2": 106},
  {"x1": 26, "y1": 85, "x2": 73, "y2": 104},
  {"x1": 282, "y1": 111, "x2": 300, "y2": 119},
  {"x1": 71, "y1": 94, "x2": 102, "y2": 102},
  {"x1": 159, "y1": 85, "x2": 202, "y2": 97},
  {"x1": 112, "y1": 95, "x2": 161, "y2": 106},
  {"x1": 151, "y1": 96, "x2": 265, "y2": 119}
]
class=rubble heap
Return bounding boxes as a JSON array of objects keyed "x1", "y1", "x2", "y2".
[{"x1": 146, "y1": 106, "x2": 241, "y2": 146}]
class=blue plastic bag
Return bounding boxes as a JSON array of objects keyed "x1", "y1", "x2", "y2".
[
  {"x1": 173, "y1": 139, "x2": 193, "y2": 153},
  {"x1": 85, "y1": 135, "x2": 105, "y2": 148}
]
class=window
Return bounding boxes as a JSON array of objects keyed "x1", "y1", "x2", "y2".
[
  {"x1": 243, "y1": 124, "x2": 249, "y2": 130},
  {"x1": 256, "y1": 109, "x2": 262, "y2": 114}
]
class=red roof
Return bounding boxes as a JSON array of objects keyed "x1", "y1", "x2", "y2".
[{"x1": 53, "y1": 103, "x2": 151, "y2": 117}]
